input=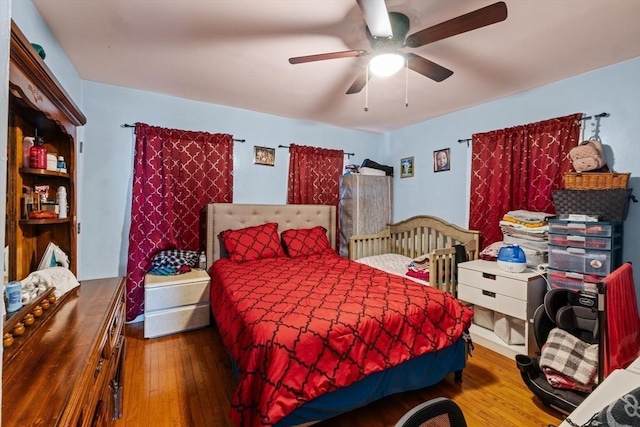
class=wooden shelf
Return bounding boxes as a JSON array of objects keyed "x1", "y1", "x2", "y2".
[
  {"x1": 19, "y1": 217, "x2": 71, "y2": 225},
  {"x1": 6, "y1": 19, "x2": 85, "y2": 282},
  {"x1": 19, "y1": 167, "x2": 70, "y2": 178}
]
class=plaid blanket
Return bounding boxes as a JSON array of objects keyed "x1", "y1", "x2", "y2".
[
  {"x1": 148, "y1": 249, "x2": 199, "y2": 275},
  {"x1": 540, "y1": 328, "x2": 598, "y2": 386}
]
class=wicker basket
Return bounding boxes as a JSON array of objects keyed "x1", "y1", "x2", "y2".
[
  {"x1": 564, "y1": 172, "x2": 630, "y2": 190},
  {"x1": 553, "y1": 189, "x2": 632, "y2": 222}
]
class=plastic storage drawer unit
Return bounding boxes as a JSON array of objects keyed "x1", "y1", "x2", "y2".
[
  {"x1": 548, "y1": 234, "x2": 618, "y2": 250},
  {"x1": 548, "y1": 221, "x2": 620, "y2": 237},
  {"x1": 548, "y1": 246, "x2": 612, "y2": 276},
  {"x1": 548, "y1": 268, "x2": 601, "y2": 292}
]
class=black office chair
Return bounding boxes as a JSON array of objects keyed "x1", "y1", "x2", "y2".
[{"x1": 395, "y1": 397, "x2": 467, "y2": 427}]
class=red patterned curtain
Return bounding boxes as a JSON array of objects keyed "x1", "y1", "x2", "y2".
[
  {"x1": 125, "y1": 123, "x2": 233, "y2": 321},
  {"x1": 469, "y1": 113, "x2": 582, "y2": 248},
  {"x1": 287, "y1": 144, "x2": 343, "y2": 243}
]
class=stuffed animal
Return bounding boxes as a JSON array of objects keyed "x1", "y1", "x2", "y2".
[{"x1": 569, "y1": 138, "x2": 607, "y2": 172}]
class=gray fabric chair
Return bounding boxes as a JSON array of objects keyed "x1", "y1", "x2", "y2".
[{"x1": 395, "y1": 397, "x2": 467, "y2": 427}]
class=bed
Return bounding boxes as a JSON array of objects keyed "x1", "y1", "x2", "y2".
[
  {"x1": 349, "y1": 215, "x2": 480, "y2": 295},
  {"x1": 204, "y1": 203, "x2": 475, "y2": 427}
]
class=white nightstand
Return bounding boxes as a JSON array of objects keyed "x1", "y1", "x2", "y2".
[
  {"x1": 144, "y1": 269, "x2": 210, "y2": 338},
  {"x1": 457, "y1": 259, "x2": 546, "y2": 359}
]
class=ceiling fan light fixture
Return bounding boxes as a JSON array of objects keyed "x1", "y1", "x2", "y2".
[{"x1": 369, "y1": 53, "x2": 405, "y2": 77}]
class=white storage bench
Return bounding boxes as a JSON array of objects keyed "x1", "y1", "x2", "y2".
[
  {"x1": 458, "y1": 259, "x2": 545, "y2": 359},
  {"x1": 144, "y1": 269, "x2": 210, "y2": 338}
]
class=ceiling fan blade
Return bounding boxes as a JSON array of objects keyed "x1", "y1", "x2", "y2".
[
  {"x1": 346, "y1": 68, "x2": 372, "y2": 94},
  {"x1": 356, "y1": 0, "x2": 393, "y2": 39},
  {"x1": 289, "y1": 50, "x2": 366, "y2": 64},
  {"x1": 406, "y1": 53, "x2": 453, "y2": 82},
  {"x1": 405, "y1": 1, "x2": 507, "y2": 48}
]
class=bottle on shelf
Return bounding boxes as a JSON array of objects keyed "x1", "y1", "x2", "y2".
[
  {"x1": 57, "y1": 156, "x2": 67, "y2": 173},
  {"x1": 199, "y1": 251, "x2": 206, "y2": 270},
  {"x1": 29, "y1": 135, "x2": 47, "y2": 169},
  {"x1": 57, "y1": 186, "x2": 67, "y2": 219}
]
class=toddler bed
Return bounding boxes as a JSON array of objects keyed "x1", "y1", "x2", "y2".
[
  {"x1": 349, "y1": 215, "x2": 480, "y2": 295},
  {"x1": 204, "y1": 204, "x2": 474, "y2": 427}
]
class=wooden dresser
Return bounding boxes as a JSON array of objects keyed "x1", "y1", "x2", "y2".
[{"x1": 2, "y1": 277, "x2": 126, "y2": 426}]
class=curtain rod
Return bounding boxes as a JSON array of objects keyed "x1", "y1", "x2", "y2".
[
  {"x1": 121, "y1": 123, "x2": 245, "y2": 142},
  {"x1": 456, "y1": 112, "x2": 610, "y2": 147},
  {"x1": 580, "y1": 112, "x2": 609, "y2": 121},
  {"x1": 278, "y1": 144, "x2": 354, "y2": 159}
]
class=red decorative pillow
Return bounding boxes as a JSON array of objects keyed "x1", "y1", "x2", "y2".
[
  {"x1": 281, "y1": 226, "x2": 334, "y2": 258},
  {"x1": 220, "y1": 222, "x2": 285, "y2": 262}
]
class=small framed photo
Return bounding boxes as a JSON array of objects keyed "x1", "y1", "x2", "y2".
[
  {"x1": 434, "y1": 148, "x2": 450, "y2": 172},
  {"x1": 254, "y1": 146, "x2": 275, "y2": 166},
  {"x1": 400, "y1": 156, "x2": 414, "y2": 178}
]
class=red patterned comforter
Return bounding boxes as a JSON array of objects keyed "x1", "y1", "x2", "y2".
[{"x1": 210, "y1": 253, "x2": 473, "y2": 426}]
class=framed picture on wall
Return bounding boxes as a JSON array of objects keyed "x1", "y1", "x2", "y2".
[
  {"x1": 400, "y1": 156, "x2": 414, "y2": 178},
  {"x1": 434, "y1": 148, "x2": 450, "y2": 172},
  {"x1": 254, "y1": 146, "x2": 275, "y2": 166}
]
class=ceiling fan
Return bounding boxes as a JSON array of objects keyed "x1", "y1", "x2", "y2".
[{"x1": 288, "y1": 0, "x2": 508, "y2": 94}]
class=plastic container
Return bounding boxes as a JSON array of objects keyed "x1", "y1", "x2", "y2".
[
  {"x1": 548, "y1": 220, "x2": 618, "y2": 237},
  {"x1": 5, "y1": 281, "x2": 22, "y2": 313},
  {"x1": 199, "y1": 252, "x2": 206, "y2": 270},
  {"x1": 548, "y1": 234, "x2": 616, "y2": 250},
  {"x1": 57, "y1": 156, "x2": 67, "y2": 173},
  {"x1": 23, "y1": 137, "x2": 35, "y2": 168},
  {"x1": 47, "y1": 153, "x2": 58, "y2": 171},
  {"x1": 548, "y1": 246, "x2": 612, "y2": 276},
  {"x1": 548, "y1": 268, "x2": 600, "y2": 292},
  {"x1": 57, "y1": 186, "x2": 67, "y2": 219}
]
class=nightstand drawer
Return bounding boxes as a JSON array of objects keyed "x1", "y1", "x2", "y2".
[
  {"x1": 145, "y1": 279, "x2": 210, "y2": 311},
  {"x1": 144, "y1": 303, "x2": 210, "y2": 338},
  {"x1": 458, "y1": 284, "x2": 526, "y2": 320},
  {"x1": 458, "y1": 268, "x2": 527, "y2": 300}
]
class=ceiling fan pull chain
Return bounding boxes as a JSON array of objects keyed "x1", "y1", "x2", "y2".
[
  {"x1": 364, "y1": 64, "x2": 369, "y2": 112},
  {"x1": 405, "y1": 59, "x2": 409, "y2": 108}
]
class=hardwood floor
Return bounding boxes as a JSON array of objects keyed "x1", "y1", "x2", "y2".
[{"x1": 116, "y1": 322, "x2": 565, "y2": 427}]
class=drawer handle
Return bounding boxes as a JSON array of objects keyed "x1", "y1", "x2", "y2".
[
  {"x1": 482, "y1": 290, "x2": 496, "y2": 298},
  {"x1": 482, "y1": 273, "x2": 496, "y2": 280},
  {"x1": 94, "y1": 358, "x2": 104, "y2": 378}
]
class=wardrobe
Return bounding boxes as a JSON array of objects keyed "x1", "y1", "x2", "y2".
[{"x1": 339, "y1": 174, "x2": 392, "y2": 257}]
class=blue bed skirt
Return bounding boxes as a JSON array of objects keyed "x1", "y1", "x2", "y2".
[
  {"x1": 279, "y1": 338, "x2": 466, "y2": 426},
  {"x1": 231, "y1": 338, "x2": 466, "y2": 426},
  {"x1": 231, "y1": 338, "x2": 467, "y2": 427}
]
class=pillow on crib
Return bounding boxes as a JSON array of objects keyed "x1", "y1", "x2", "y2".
[
  {"x1": 281, "y1": 226, "x2": 333, "y2": 258},
  {"x1": 220, "y1": 222, "x2": 285, "y2": 262}
]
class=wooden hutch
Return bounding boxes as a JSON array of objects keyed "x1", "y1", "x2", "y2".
[{"x1": 3, "y1": 21, "x2": 126, "y2": 426}]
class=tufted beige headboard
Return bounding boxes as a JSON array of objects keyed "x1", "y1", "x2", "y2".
[{"x1": 204, "y1": 203, "x2": 337, "y2": 269}]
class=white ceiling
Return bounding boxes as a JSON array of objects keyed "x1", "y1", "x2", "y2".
[{"x1": 32, "y1": 0, "x2": 640, "y2": 134}]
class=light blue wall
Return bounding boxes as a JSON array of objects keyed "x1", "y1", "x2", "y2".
[
  {"x1": 11, "y1": 0, "x2": 82, "y2": 105},
  {"x1": 383, "y1": 57, "x2": 640, "y2": 301},
  {"x1": 385, "y1": 58, "x2": 640, "y2": 226},
  {"x1": 80, "y1": 82, "x2": 380, "y2": 280}
]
